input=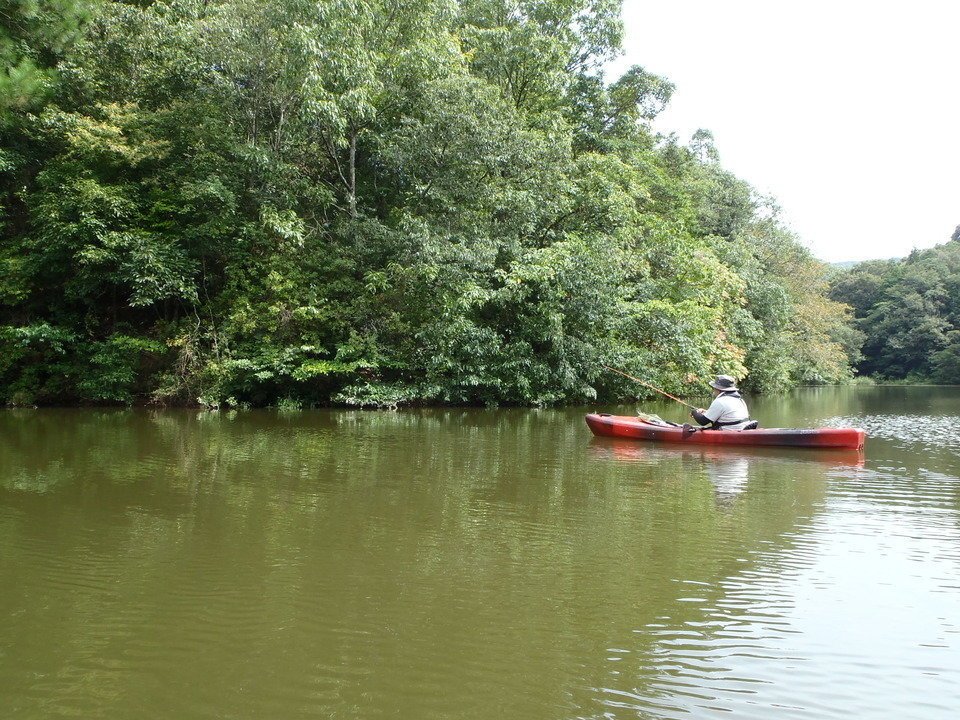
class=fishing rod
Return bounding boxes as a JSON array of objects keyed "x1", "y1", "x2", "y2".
[{"x1": 602, "y1": 365, "x2": 698, "y2": 410}]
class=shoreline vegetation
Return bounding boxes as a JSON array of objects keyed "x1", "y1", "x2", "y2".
[
  {"x1": 7, "y1": 378, "x2": 958, "y2": 413},
  {"x1": 1, "y1": 2, "x2": 955, "y2": 410}
]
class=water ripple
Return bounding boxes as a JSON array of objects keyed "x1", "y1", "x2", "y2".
[
  {"x1": 3, "y1": 402, "x2": 960, "y2": 720},
  {"x1": 826, "y1": 413, "x2": 960, "y2": 452}
]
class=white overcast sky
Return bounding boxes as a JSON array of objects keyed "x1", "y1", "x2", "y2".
[{"x1": 614, "y1": 0, "x2": 959, "y2": 262}]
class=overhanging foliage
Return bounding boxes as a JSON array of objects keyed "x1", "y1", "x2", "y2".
[{"x1": 1, "y1": 0, "x2": 859, "y2": 407}]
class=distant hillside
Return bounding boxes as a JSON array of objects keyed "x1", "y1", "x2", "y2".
[
  {"x1": 828, "y1": 238, "x2": 960, "y2": 382},
  {"x1": 830, "y1": 256, "x2": 903, "y2": 270}
]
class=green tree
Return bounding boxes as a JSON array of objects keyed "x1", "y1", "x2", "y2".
[
  {"x1": 0, "y1": 0, "x2": 861, "y2": 407},
  {"x1": 1, "y1": 0, "x2": 88, "y2": 115},
  {"x1": 830, "y1": 234, "x2": 960, "y2": 381}
]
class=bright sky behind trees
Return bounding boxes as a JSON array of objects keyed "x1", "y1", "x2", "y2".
[{"x1": 617, "y1": 0, "x2": 959, "y2": 262}]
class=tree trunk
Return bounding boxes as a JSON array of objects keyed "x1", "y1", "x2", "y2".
[{"x1": 348, "y1": 132, "x2": 357, "y2": 218}]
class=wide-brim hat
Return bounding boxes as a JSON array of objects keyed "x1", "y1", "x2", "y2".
[{"x1": 709, "y1": 375, "x2": 738, "y2": 391}]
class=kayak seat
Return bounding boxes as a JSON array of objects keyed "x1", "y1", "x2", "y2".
[{"x1": 743, "y1": 420, "x2": 759, "y2": 431}]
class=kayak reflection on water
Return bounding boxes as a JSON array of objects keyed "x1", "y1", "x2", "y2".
[
  {"x1": 587, "y1": 437, "x2": 866, "y2": 468},
  {"x1": 587, "y1": 437, "x2": 864, "y2": 507}
]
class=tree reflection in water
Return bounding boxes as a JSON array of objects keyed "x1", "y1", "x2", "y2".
[{"x1": 588, "y1": 437, "x2": 864, "y2": 506}]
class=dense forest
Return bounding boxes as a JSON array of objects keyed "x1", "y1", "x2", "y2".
[
  {"x1": 830, "y1": 231, "x2": 960, "y2": 384},
  {"x1": 1, "y1": 0, "x2": 859, "y2": 408}
]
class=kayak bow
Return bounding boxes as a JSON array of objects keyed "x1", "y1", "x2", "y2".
[{"x1": 585, "y1": 413, "x2": 865, "y2": 450}]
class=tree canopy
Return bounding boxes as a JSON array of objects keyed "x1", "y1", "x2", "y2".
[
  {"x1": 830, "y1": 235, "x2": 960, "y2": 383},
  {"x1": 1, "y1": 0, "x2": 859, "y2": 407}
]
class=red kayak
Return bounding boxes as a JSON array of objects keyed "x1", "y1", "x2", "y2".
[{"x1": 585, "y1": 413, "x2": 865, "y2": 450}]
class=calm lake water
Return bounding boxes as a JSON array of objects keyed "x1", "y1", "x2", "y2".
[{"x1": 2, "y1": 386, "x2": 959, "y2": 719}]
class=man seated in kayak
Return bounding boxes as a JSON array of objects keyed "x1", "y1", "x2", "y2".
[{"x1": 690, "y1": 375, "x2": 755, "y2": 430}]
